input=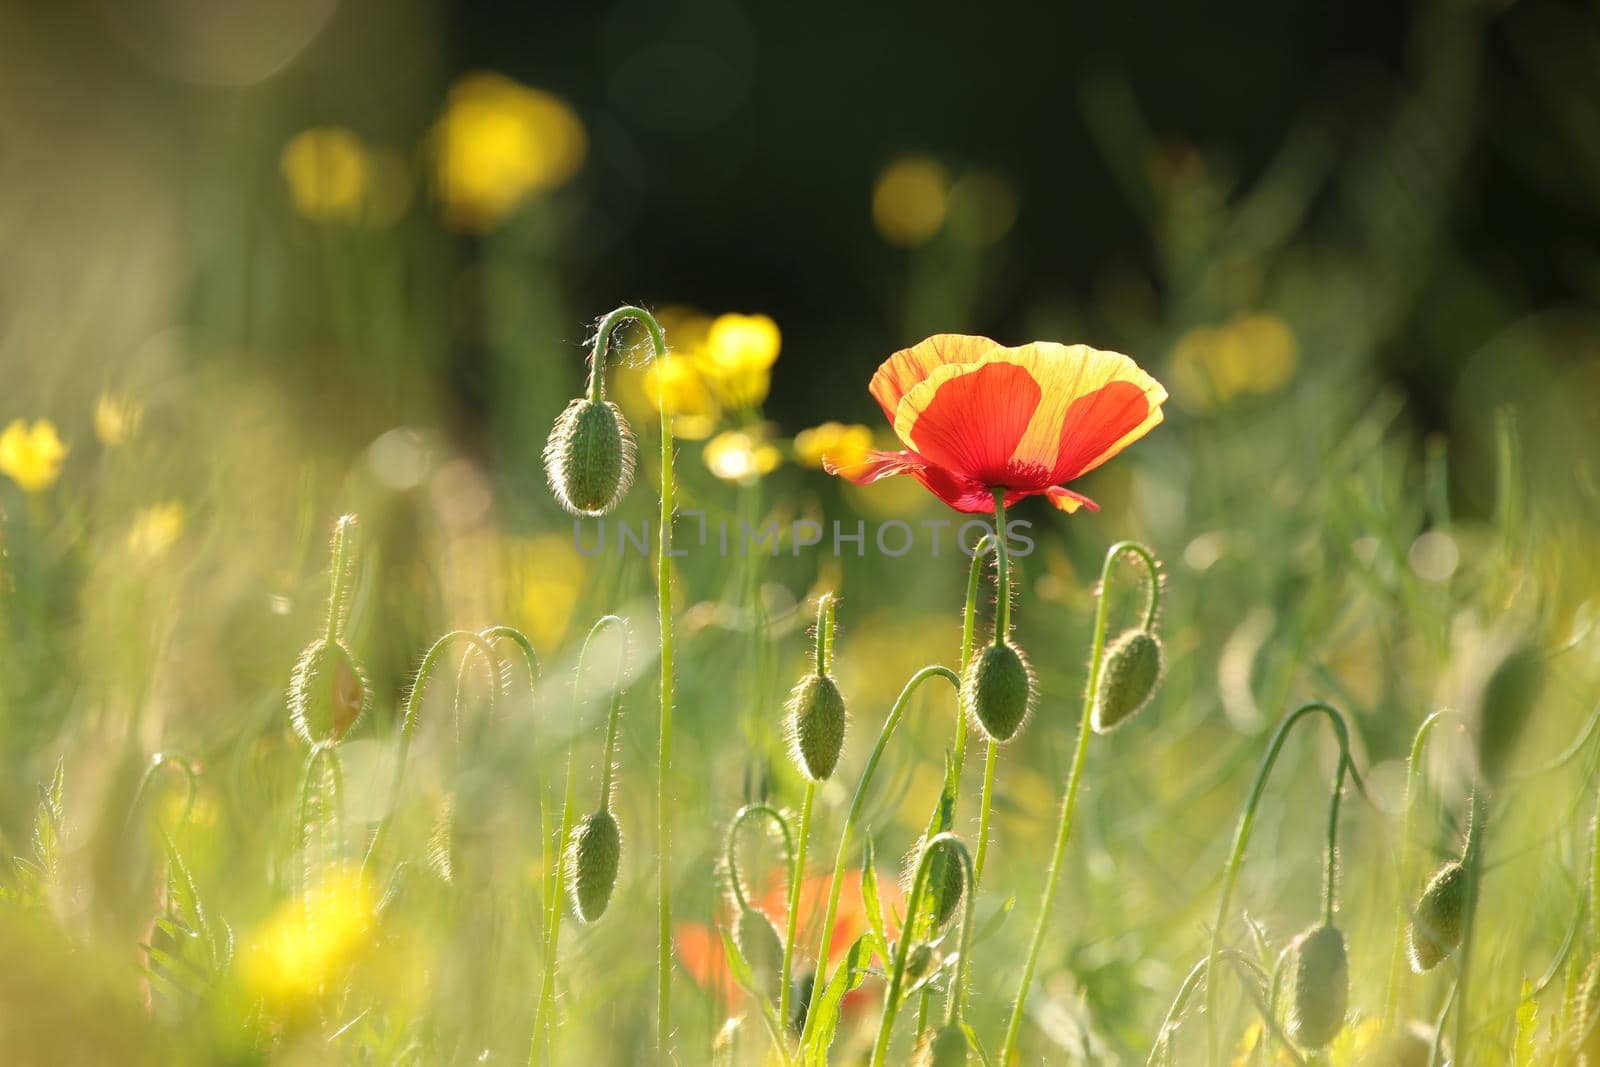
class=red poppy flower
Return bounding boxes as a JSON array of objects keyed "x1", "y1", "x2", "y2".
[{"x1": 825, "y1": 334, "x2": 1166, "y2": 513}]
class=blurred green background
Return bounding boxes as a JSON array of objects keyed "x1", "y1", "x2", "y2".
[{"x1": 2, "y1": 0, "x2": 1600, "y2": 1063}]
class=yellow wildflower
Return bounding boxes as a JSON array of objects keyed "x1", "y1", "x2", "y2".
[
  {"x1": 697, "y1": 313, "x2": 781, "y2": 409},
  {"x1": 872, "y1": 156, "x2": 950, "y2": 247},
  {"x1": 506, "y1": 532, "x2": 587, "y2": 650},
  {"x1": 127, "y1": 502, "x2": 185, "y2": 559},
  {"x1": 640, "y1": 354, "x2": 720, "y2": 440},
  {"x1": 794, "y1": 422, "x2": 873, "y2": 471},
  {"x1": 240, "y1": 869, "x2": 373, "y2": 1008},
  {"x1": 0, "y1": 419, "x2": 67, "y2": 493},
  {"x1": 433, "y1": 72, "x2": 586, "y2": 232},
  {"x1": 704, "y1": 428, "x2": 781, "y2": 485},
  {"x1": 280, "y1": 127, "x2": 371, "y2": 221},
  {"x1": 94, "y1": 393, "x2": 143, "y2": 447},
  {"x1": 1170, "y1": 310, "x2": 1299, "y2": 410}
]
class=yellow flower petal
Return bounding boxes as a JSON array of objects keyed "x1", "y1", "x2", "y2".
[{"x1": 0, "y1": 419, "x2": 67, "y2": 493}]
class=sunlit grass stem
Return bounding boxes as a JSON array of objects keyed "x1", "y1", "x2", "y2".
[
  {"x1": 798, "y1": 664, "x2": 962, "y2": 1045},
  {"x1": 1001, "y1": 540, "x2": 1160, "y2": 1062}
]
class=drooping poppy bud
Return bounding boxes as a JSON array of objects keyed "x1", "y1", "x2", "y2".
[
  {"x1": 965, "y1": 640, "x2": 1033, "y2": 743},
  {"x1": 568, "y1": 808, "x2": 622, "y2": 923},
  {"x1": 735, "y1": 906, "x2": 785, "y2": 1002},
  {"x1": 915, "y1": 1024, "x2": 968, "y2": 1067},
  {"x1": 1408, "y1": 862, "x2": 1466, "y2": 972},
  {"x1": 1092, "y1": 629, "x2": 1163, "y2": 733},
  {"x1": 1288, "y1": 923, "x2": 1349, "y2": 1049},
  {"x1": 544, "y1": 398, "x2": 637, "y2": 517}
]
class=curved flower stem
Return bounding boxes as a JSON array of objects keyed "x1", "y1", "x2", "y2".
[
  {"x1": 726, "y1": 803, "x2": 797, "y2": 912},
  {"x1": 1382, "y1": 709, "x2": 1463, "y2": 1032},
  {"x1": 323, "y1": 514, "x2": 357, "y2": 644},
  {"x1": 362, "y1": 629, "x2": 497, "y2": 880},
  {"x1": 126, "y1": 751, "x2": 198, "y2": 832},
  {"x1": 1001, "y1": 540, "x2": 1161, "y2": 1062},
  {"x1": 871, "y1": 833, "x2": 975, "y2": 1066},
  {"x1": 798, "y1": 664, "x2": 962, "y2": 1046},
  {"x1": 531, "y1": 614, "x2": 627, "y2": 1067},
  {"x1": 589, "y1": 306, "x2": 677, "y2": 1054},
  {"x1": 1202, "y1": 701, "x2": 1362, "y2": 1067},
  {"x1": 778, "y1": 596, "x2": 835, "y2": 1031},
  {"x1": 479, "y1": 626, "x2": 545, "y2": 950}
]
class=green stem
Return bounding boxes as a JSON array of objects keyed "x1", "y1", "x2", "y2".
[
  {"x1": 362, "y1": 630, "x2": 496, "y2": 879},
  {"x1": 960, "y1": 536, "x2": 999, "y2": 1012},
  {"x1": 297, "y1": 742, "x2": 345, "y2": 919},
  {"x1": 799, "y1": 665, "x2": 962, "y2": 1045},
  {"x1": 1001, "y1": 540, "x2": 1161, "y2": 1062},
  {"x1": 1322, "y1": 751, "x2": 1348, "y2": 925},
  {"x1": 597, "y1": 625, "x2": 630, "y2": 813},
  {"x1": 781, "y1": 781, "x2": 815, "y2": 1033},
  {"x1": 872, "y1": 834, "x2": 975, "y2": 1066},
  {"x1": 726, "y1": 803, "x2": 796, "y2": 915},
  {"x1": 1201, "y1": 702, "x2": 1361, "y2": 1067},
  {"x1": 585, "y1": 305, "x2": 676, "y2": 1054},
  {"x1": 991, "y1": 491, "x2": 1010, "y2": 646},
  {"x1": 324, "y1": 514, "x2": 357, "y2": 644},
  {"x1": 126, "y1": 752, "x2": 198, "y2": 832},
  {"x1": 1382, "y1": 709, "x2": 1459, "y2": 1033},
  {"x1": 1455, "y1": 789, "x2": 1486, "y2": 1067},
  {"x1": 532, "y1": 614, "x2": 628, "y2": 1066},
  {"x1": 815, "y1": 593, "x2": 836, "y2": 676},
  {"x1": 479, "y1": 626, "x2": 544, "y2": 952}
]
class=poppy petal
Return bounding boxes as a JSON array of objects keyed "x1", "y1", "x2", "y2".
[
  {"x1": 1045, "y1": 485, "x2": 1100, "y2": 512},
  {"x1": 868, "y1": 334, "x2": 1002, "y2": 424},
  {"x1": 894, "y1": 361, "x2": 1044, "y2": 487}
]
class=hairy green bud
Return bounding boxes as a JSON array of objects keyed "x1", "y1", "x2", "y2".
[
  {"x1": 904, "y1": 836, "x2": 963, "y2": 930},
  {"x1": 1407, "y1": 862, "x2": 1466, "y2": 972},
  {"x1": 787, "y1": 672, "x2": 847, "y2": 781},
  {"x1": 1091, "y1": 629, "x2": 1163, "y2": 733},
  {"x1": 914, "y1": 1024, "x2": 968, "y2": 1067},
  {"x1": 1288, "y1": 923, "x2": 1349, "y2": 1049},
  {"x1": 965, "y1": 640, "x2": 1034, "y2": 743},
  {"x1": 289, "y1": 637, "x2": 370, "y2": 745},
  {"x1": 735, "y1": 906, "x2": 785, "y2": 1002},
  {"x1": 568, "y1": 808, "x2": 622, "y2": 923},
  {"x1": 544, "y1": 398, "x2": 636, "y2": 517}
]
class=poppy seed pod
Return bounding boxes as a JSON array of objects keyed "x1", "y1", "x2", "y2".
[
  {"x1": 1407, "y1": 861, "x2": 1466, "y2": 972},
  {"x1": 544, "y1": 397, "x2": 637, "y2": 517},
  {"x1": 1091, "y1": 629, "x2": 1163, "y2": 733},
  {"x1": 568, "y1": 809, "x2": 622, "y2": 923},
  {"x1": 289, "y1": 637, "x2": 370, "y2": 745},
  {"x1": 735, "y1": 906, "x2": 785, "y2": 1002},
  {"x1": 1288, "y1": 923, "x2": 1349, "y2": 1049},
  {"x1": 914, "y1": 1024, "x2": 968, "y2": 1067},
  {"x1": 786, "y1": 672, "x2": 847, "y2": 781},
  {"x1": 965, "y1": 640, "x2": 1034, "y2": 743}
]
